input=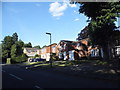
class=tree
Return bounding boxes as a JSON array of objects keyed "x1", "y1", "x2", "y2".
[
  {"x1": 2, "y1": 36, "x2": 14, "y2": 58},
  {"x1": 11, "y1": 42, "x2": 27, "y2": 63},
  {"x1": 11, "y1": 42, "x2": 23, "y2": 57},
  {"x1": 76, "y1": 26, "x2": 89, "y2": 40},
  {"x1": 73, "y1": 2, "x2": 120, "y2": 60},
  {"x1": 12, "y1": 32, "x2": 18, "y2": 43},
  {"x1": 1, "y1": 33, "x2": 31, "y2": 63},
  {"x1": 24, "y1": 42, "x2": 32, "y2": 48},
  {"x1": 42, "y1": 45, "x2": 47, "y2": 48},
  {"x1": 33, "y1": 45, "x2": 41, "y2": 49},
  {"x1": 15, "y1": 40, "x2": 24, "y2": 48}
]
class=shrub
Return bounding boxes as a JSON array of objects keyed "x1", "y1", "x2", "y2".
[
  {"x1": 21, "y1": 53, "x2": 28, "y2": 62},
  {"x1": 51, "y1": 53, "x2": 59, "y2": 61},
  {"x1": 11, "y1": 54, "x2": 28, "y2": 63}
]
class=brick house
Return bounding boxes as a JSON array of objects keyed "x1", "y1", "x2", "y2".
[
  {"x1": 57, "y1": 40, "x2": 88, "y2": 60},
  {"x1": 57, "y1": 38, "x2": 103, "y2": 60},
  {"x1": 40, "y1": 43, "x2": 58, "y2": 61},
  {"x1": 57, "y1": 40, "x2": 74, "y2": 60}
]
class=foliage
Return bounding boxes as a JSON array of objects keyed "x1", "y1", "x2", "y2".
[
  {"x1": 6, "y1": 58, "x2": 11, "y2": 64},
  {"x1": 96, "y1": 60, "x2": 108, "y2": 65},
  {"x1": 12, "y1": 32, "x2": 18, "y2": 43},
  {"x1": 77, "y1": 2, "x2": 120, "y2": 45},
  {"x1": 42, "y1": 45, "x2": 47, "y2": 48},
  {"x1": 11, "y1": 44, "x2": 17, "y2": 58},
  {"x1": 11, "y1": 41, "x2": 23, "y2": 57},
  {"x1": 2, "y1": 36, "x2": 14, "y2": 58},
  {"x1": 1, "y1": 32, "x2": 31, "y2": 63},
  {"x1": 24, "y1": 42, "x2": 32, "y2": 48},
  {"x1": 33, "y1": 45, "x2": 41, "y2": 49},
  {"x1": 15, "y1": 40, "x2": 24, "y2": 47},
  {"x1": 34, "y1": 54, "x2": 41, "y2": 58},
  {"x1": 51, "y1": 53, "x2": 59, "y2": 61},
  {"x1": 77, "y1": 26, "x2": 89, "y2": 40},
  {"x1": 21, "y1": 53, "x2": 28, "y2": 62},
  {"x1": 73, "y1": 2, "x2": 120, "y2": 60},
  {"x1": 11, "y1": 41, "x2": 26, "y2": 63},
  {"x1": 11, "y1": 54, "x2": 28, "y2": 63}
]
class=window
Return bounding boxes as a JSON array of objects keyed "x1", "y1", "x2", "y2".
[{"x1": 52, "y1": 46, "x2": 56, "y2": 53}]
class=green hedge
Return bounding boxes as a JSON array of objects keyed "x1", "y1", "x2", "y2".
[{"x1": 11, "y1": 54, "x2": 28, "y2": 63}]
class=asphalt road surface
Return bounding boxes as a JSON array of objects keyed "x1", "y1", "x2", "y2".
[{"x1": 2, "y1": 64, "x2": 119, "y2": 89}]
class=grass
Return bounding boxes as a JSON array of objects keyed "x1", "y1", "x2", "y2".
[
  {"x1": 33, "y1": 63, "x2": 50, "y2": 67},
  {"x1": 24, "y1": 59, "x2": 109, "y2": 69},
  {"x1": 57, "y1": 64, "x2": 66, "y2": 67},
  {"x1": 23, "y1": 61, "x2": 45, "y2": 66},
  {"x1": 95, "y1": 60, "x2": 108, "y2": 65}
]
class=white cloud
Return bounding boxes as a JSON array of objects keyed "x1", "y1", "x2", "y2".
[
  {"x1": 63, "y1": 0, "x2": 77, "y2": 8},
  {"x1": 49, "y1": 2, "x2": 67, "y2": 17},
  {"x1": 74, "y1": 18, "x2": 80, "y2": 21},
  {"x1": 69, "y1": 3, "x2": 76, "y2": 8},
  {"x1": 49, "y1": 1, "x2": 77, "y2": 18}
]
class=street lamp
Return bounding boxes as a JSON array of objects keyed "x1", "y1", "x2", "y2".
[{"x1": 46, "y1": 32, "x2": 52, "y2": 68}]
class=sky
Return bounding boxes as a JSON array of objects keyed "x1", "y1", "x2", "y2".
[{"x1": 1, "y1": 1, "x2": 119, "y2": 47}]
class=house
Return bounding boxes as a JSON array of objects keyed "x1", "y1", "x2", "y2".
[
  {"x1": 23, "y1": 48, "x2": 41, "y2": 57},
  {"x1": 57, "y1": 40, "x2": 88, "y2": 60},
  {"x1": 110, "y1": 46, "x2": 120, "y2": 59},
  {"x1": 40, "y1": 43, "x2": 58, "y2": 61},
  {"x1": 57, "y1": 40, "x2": 75, "y2": 60},
  {"x1": 57, "y1": 38, "x2": 103, "y2": 60}
]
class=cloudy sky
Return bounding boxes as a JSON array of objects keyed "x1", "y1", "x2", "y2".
[{"x1": 2, "y1": 1, "x2": 89, "y2": 47}]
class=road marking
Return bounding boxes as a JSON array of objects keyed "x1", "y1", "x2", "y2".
[
  {"x1": 2, "y1": 70, "x2": 6, "y2": 72},
  {"x1": 9, "y1": 74, "x2": 23, "y2": 81},
  {"x1": 35, "y1": 85, "x2": 44, "y2": 90},
  {"x1": 35, "y1": 85, "x2": 41, "y2": 88}
]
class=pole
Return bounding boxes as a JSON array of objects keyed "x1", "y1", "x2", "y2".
[
  {"x1": 46, "y1": 32, "x2": 52, "y2": 68},
  {"x1": 50, "y1": 34, "x2": 52, "y2": 68}
]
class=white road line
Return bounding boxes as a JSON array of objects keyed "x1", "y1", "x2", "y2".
[
  {"x1": 2, "y1": 70, "x2": 6, "y2": 72},
  {"x1": 35, "y1": 85, "x2": 43, "y2": 89},
  {"x1": 9, "y1": 74, "x2": 23, "y2": 80},
  {"x1": 35, "y1": 85, "x2": 41, "y2": 88}
]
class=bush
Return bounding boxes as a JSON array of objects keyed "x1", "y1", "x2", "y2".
[
  {"x1": 21, "y1": 53, "x2": 28, "y2": 62},
  {"x1": 11, "y1": 54, "x2": 28, "y2": 63},
  {"x1": 51, "y1": 53, "x2": 59, "y2": 61},
  {"x1": 33, "y1": 54, "x2": 41, "y2": 59}
]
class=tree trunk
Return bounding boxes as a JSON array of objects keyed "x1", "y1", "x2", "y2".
[{"x1": 102, "y1": 45, "x2": 109, "y2": 61}]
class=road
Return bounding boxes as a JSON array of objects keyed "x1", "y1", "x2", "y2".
[{"x1": 2, "y1": 64, "x2": 119, "y2": 89}]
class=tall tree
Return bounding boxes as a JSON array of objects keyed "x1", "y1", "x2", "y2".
[
  {"x1": 12, "y1": 32, "x2": 18, "y2": 43},
  {"x1": 76, "y1": 26, "x2": 89, "y2": 40},
  {"x1": 73, "y1": 2, "x2": 120, "y2": 60},
  {"x1": 2, "y1": 36, "x2": 14, "y2": 58},
  {"x1": 11, "y1": 41, "x2": 27, "y2": 63},
  {"x1": 24, "y1": 42, "x2": 32, "y2": 48},
  {"x1": 11, "y1": 43, "x2": 23, "y2": 58},
  {"x1": 15, "y1": 39, "x2": 24, "y2": 48}
]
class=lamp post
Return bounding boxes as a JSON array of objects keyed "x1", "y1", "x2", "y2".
[{"x1": 46, "y1": 32, "x2": 52, "y2": 68}]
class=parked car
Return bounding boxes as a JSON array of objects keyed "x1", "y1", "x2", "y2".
[
  {"x1": 34, "y1": 58, "x2": 46, "y2": 62},
  {"x1": 28, "y1": 58, "x2": 46, "y2": 62}
]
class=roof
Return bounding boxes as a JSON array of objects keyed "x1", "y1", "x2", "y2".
[
  {"x1": 41, "y1": 43, "x2": 57, "y2": 49},
  {"x1": 24, "y1": 47, "x2": 40, "y2": 50}
]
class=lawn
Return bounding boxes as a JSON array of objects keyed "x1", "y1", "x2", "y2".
[{"x1": 23, "y1": 59, "x2": 111, "y2": 69}]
